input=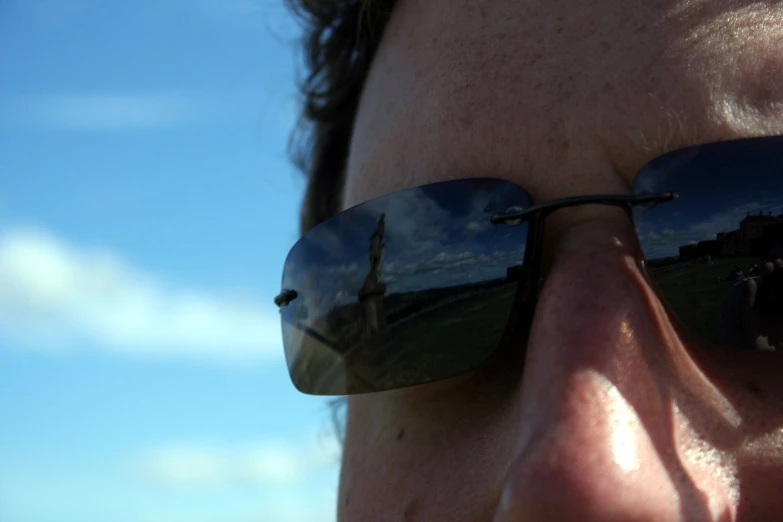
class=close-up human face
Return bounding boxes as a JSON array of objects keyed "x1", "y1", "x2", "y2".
[{"x1": 296, "y1": 0, "x2": 783, "y2": 520}]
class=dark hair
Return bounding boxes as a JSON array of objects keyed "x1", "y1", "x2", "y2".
[
  {"x1": 286, "y1": 0, "x2": 397, "y2": 439},
  {"x1": 287, "y1": 0, "x2": 396, "y2": 234}
]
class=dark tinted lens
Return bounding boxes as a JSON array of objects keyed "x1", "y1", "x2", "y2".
[
  {"x1": 279, "y1": 179, "x2": 530, "y2": 395},
  {"x1": 633, "y1": 136, "x2": 783, "y2": 350}
]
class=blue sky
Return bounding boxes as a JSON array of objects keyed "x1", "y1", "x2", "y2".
[
  {"x1": 0, "y1": 1, "x2": 340, "y2": 521},
  {"x1": 4, "y1": 2, "x2": 783, "y2": 520}
]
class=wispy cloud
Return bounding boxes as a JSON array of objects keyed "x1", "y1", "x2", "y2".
[
  {"x1": 137, "y1": 434, "x2": 340, "y2": 489},
  {"x1": 0, "y1": 226, "x2": 282, "y2": 362},
  {"x1": 19, "y1": 92, "x2": 204, "y2": 131},
  {"x1": 1, "y1": 435, "x2": 340, "y2": 522}
]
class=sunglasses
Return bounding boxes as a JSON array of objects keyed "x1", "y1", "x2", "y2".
[{"x1": 275, "y1": 136, "x2": 783, "y2": 395}]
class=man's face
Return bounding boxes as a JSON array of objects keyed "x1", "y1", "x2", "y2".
[{"x1": 338, "y1": 0, "x2": 783, "y2": 519}]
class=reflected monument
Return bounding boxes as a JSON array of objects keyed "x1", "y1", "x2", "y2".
[{"x1": 358, "y1": 214, "x2": 388, "y2": 335}]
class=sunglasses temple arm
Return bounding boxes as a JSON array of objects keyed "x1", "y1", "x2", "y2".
[{"x1": 491, "y1": 191, "x2": 676, "y2": 223}]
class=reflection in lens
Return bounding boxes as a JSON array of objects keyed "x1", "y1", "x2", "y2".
[
  {"x1": 279, "y1": 179, "x2": 530, "y2": 395},
  {"x1": 633, "y1": 136, "x2": 783, "y2": 351}
]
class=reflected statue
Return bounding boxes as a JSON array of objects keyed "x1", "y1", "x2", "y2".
[
  {"x1": 370, "y1": 213, "x2": 385, "y2": 275},
  {"x1": 358, "y1": 214, "x2": 388, "y2": 336}
]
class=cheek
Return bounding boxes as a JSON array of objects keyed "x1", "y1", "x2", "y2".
[
  {"x1": 338, "y1": 378, "x2": 522, "y2": 520},
  {"x1": 688, "y1": 344, "x2": 783, "y2": 437},
  {"x1": 736, "y1": 459, "x2": 783, "y2": 519},
  {"x1": 664, "y1": 318, "x2": 783, "y2": 516}
]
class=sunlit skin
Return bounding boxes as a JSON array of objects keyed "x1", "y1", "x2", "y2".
[{"x1": 336, "y1": 0, "x2": 783, "y2": 520}]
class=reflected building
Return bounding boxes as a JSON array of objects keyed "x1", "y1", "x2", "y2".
[
  {"x1": 766, "y1": 222, "x2": 783, "y2": 259},
  {"x1": 358, "y1": 214, "x2": 388, "y2": 335},
  {"x1": 716, "y1": 230, "x2": 742, "y2": 257},
  {"x1": 680, "y1": 210, "x2": 783, "y2": 261}
]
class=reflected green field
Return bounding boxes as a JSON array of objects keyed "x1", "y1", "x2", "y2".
[
  {"x1": 292, "y1": 257, "x2": 768, "y2": 393},
  {"x1": 293, "y1": 282, "x2": 520, "y2": 394},
  {"x1": 653, "y1": 257, "x2": 758, "y2": 341},
  {"x1": 351, "y1": 282, "x2": 519, "y2": 391}
]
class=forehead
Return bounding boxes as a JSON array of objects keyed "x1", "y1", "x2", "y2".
[{"x1": 343, "y1": 0, "x2": 783, "y2": 209}]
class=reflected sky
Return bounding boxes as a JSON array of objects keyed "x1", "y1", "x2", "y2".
[
  {"x1": 281, "y1": 137, "x2": 783, "y2": 393},
  {"x1": 633, "y1": 136, "x2": 783, "y2": 260},
  {"x1": 284, "y1": 137, "x2": 783, "y2": 326},
  {"x1": 282, "y1": 179, "x2": 530, "y2": 315}
]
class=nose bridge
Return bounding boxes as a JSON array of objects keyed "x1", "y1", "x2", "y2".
[
  {"x1": 501, "y1": 191, "x2": 674, "y2": 297},
  {"x1": 518, "y1": 195, "x2": 641, "y2": 305}
]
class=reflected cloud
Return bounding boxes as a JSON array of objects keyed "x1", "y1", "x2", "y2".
[
  {"x1": 637, "y1": 198, "x2": 783, "y2": 261},
  {"x1": 466, "y1": 219, "x2": 492, "y2": 234}
]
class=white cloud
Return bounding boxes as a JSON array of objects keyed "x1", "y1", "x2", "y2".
[
  {"x1": 685, "y1": 201, "x2": 766, "y2": 238},
  {"x1": 141, "y1": 444, "x2": 302, "y2": 488},
  {"x1": 0, "y1": 226, "x2": 282, "y2": 362},
  {"x1": 20, "y1": 92, "x2": 204, "y2": 131},
  {"x1": 138, "y1": 434, "x2": 340, "y2": 490},
  {"x1": 361, "y1": 185, "x2": 452, "y2": 250},
  {"x1": 1, "y1": 438, "x2": 340, "y2": 522},
  {"x1": 133, "y1": 493, "x2": 337, "y2": 522}
]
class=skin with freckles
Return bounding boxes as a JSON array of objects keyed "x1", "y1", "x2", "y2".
[{"x1": 336, "y1": 0, "x2": 783, "y2": 520}]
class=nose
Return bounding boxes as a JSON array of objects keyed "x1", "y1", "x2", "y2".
[{"x1": 494, "y1": 220, "x2": 736, "y2": 521}]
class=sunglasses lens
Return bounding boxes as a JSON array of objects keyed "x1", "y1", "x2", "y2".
[
  {"x1": 280, "y1": 179, "x2": 530, "y2": 395},
  {"x1": 633, "y1": 136, "x2": 783, "y2": 350}
]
